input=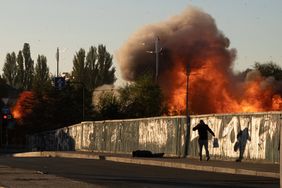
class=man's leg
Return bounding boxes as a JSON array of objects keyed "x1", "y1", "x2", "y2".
[
  {"x1": 203, "y1": 140, "x2": 210, "y2": 161},
  {"x1": 198, "y1": 140, "x2": 204, "y2": 161},
  {"x1": 237, "y1": 142, "x2": 245, "y2": 162}
]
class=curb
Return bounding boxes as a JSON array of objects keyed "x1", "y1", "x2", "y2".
[{"x1": 10, "y1": 152, "x2": 279, "y2": 179}]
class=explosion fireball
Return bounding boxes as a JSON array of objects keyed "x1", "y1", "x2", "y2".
[{"x1": 117, "y1": 7, "x2": 282, "y2": 114}]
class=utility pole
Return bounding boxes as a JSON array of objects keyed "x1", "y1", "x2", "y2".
[
  {"x1": 155, "y1": 37, "x2": 160, "y2": 82},
  {"x1": 280, "y1": 117, "x2": 282, "y2": 188},
  {"x1": 144, "y1": 36, "x2": 162, "y2": 82},
  {"x1": 186, "y1": 64, "x2": 190, "y2": 122},
  {"x1": 56, "y1": 47, "x2": 59, "y2": 77},
  {"x1": 142, "y1": 36, "x2": 162, "y2": 82},
  {"x1": 82, "y1": 86, "x2": 85, "y2": 121},
  {"x1": 185, "y1": 64, "x2": 191, "y2": 157}
]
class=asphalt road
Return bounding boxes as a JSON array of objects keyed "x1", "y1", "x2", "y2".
[{"x1": 0, "y1": 157, "x2": 279, "y2": 188}]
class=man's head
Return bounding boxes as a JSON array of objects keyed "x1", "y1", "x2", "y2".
[{"x1": 200, "y1": 120, "x2": 204, "y2": 124}]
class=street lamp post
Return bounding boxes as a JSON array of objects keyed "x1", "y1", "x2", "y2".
[{"x1": 185, "y1": 64, "x2": 191, "y2": 157}]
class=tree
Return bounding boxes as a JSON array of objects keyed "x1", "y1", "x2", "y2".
[
  {"x1": 72, "y1": 48, "x2": 86, "y2": 84},
  {"x1": 95, "y1": 45, "x2": 116, "y2": 87},
  {"x1": 97, "y1": 91, "x2": 120, "y2": 120},
  {"x1": 254, "y1": 61, "x2": 282, "y2": 80},
  {"x1": 93, "y1": 74, "x2": 165, "y2": 120},
  {"x1": 2, "y1": 52, "x2": 17, "y2": 87},
  {"x1": 0, "y1": 75, "x2": 6, "y2": 85},
  {"x1": 3, "y1": 45, "x2": 35, "y2": 91},
  {"x1": 119, "y1": 74, "x2": 165, "y2": 118},
  {"x1": 22, "y1": 43, "x2": 34, "y2": 90},
  {"x1": 72, "y1": 45, "x2": 116, "y2": 91},
  {"x1": 32, "y1": 55, "x2": 52, "y2": 94},
  {"x1": 85, "y1": 46, "x2": 98, "y2": 90},
  {"x1": 16, "y1": 51, "x2": 24, "y2": 90}
]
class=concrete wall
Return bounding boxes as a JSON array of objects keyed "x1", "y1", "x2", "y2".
[
  {"x1": 27, "y1": 112, "x2": 281, "y2": 163},
  {"x1": 189, "y1": 112, "x2": 281, "y2": 163},
  {"x1": 28, "y1": 116, "x2": 187, "y2": 157}
]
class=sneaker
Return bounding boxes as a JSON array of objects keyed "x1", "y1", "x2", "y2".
[{"x1": 207, "y1": 156, "x2": 210, "y2": 161}]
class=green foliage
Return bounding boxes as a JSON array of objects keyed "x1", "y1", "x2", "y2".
[
  {"x1": 4, "y1": 43, "x2": 35, "y2": 90},
  {"x1": 85, "y1": 46, "x2": 98, "y2": 90},
  {"x1": 32, "y1": 55, "x2": 52, "y2": 94},
  {"x1": 2, "y1": 52, "x2": 17, "y2": 87},
  {"x1": 2, "y1": 45, "x2": 35, "y2": 91},
  {"x1": 16, "y1": 51, "x2": 24, "y2": 90},
  {"x1": 118, "y1": 74, "x2": 165, "y2": 118},
  {"x1": 254, "y1": 61, "x2": 282, "y2": 80},
  {"x1": 18, "y1": 85, "x2": 93, "y2": 133},
  {"x1": 22, "y1": 43, "x2": 34, "y2": 90},
  {"x1": 0, "y1": 82, "x2": 18, "y2": 100},
  {"x1": 71, "y1": 45, "x2": 116, "y2": 91},
  {"x1": 72, "y1": 48, "x2": 86, "y2": 84},
  {"x1": 97, "y1": 91, "x2": 120, "y2": 120},
  {"x1": 94, "y1": 74, "x2": 165, "y2": 120},
  {"x1": 0, "y1": 75, "x2": 6, "y2": 85},
  {"x1": 96, "y1": 45, "x2": 116, "y2": 87}
]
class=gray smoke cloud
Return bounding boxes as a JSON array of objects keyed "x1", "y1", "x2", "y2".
[
  {"x1": 117, "y1": 7, "x2": 235, "y2": 81},
  {"x1": 116, "y1": 6, "x2": 281, "y2": 114}
]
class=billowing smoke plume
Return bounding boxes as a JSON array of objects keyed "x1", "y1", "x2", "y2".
[{"x1": 117, "y1": 7, "x2": 282, "y2": 114}]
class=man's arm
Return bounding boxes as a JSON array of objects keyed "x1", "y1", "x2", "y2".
[
  {"x1": 192, "y1": 124, "x2": 199, "y2": 131},
  {"x1": 207, "y1": 126, "x2": 215, "y2": 136}
]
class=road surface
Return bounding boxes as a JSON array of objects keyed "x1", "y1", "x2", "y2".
[{"x1": 0, "y1": 157, "x2": 278, "y2": 188}]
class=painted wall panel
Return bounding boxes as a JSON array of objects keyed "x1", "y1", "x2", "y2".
[
  {"x1": 27, "y1": 112, "x2": 281, "y2": 163},
  {"x1": 189, "y1": 113, "x2": 281, "y2": 162}
]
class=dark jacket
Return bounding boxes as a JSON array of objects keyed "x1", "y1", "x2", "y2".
[{"x1": 193, "y1": 122, "x2": 215, "y2": 140}]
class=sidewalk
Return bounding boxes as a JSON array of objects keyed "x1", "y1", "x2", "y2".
[{"x1": 8, "y1": 151, "x2": 280, "y2": 179}]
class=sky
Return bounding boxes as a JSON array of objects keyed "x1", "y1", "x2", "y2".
[{"x1": 0, "y1": 0, "x2": 281, "y2": 85}]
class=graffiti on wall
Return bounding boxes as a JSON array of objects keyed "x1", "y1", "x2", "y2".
[
  {"x1": 139, "y1": 120, "x2": 169, "y2": 147},
  {"x1": 27, "y1": 113, "x2": 281, "y2": 163},
  {"x1": 189, "y1": 113, "x2": 280, "y2": 162},
  {"x1": 55, "y1": 128, "x2": 75, "y2": 151}
]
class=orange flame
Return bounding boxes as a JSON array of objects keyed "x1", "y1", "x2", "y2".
[
  {"x1": 12, "y1": 108, "x2": 21, "y2": 119},
  {"x1": 116, "y1": 7, "x2": 282, "y2": 115},
  {"x1": 272, "y1": 95, "x2": 282, "y2": 110},
  {"x1": 12, "y1": 91, "x2": 36, "y2": 121},
  {"x1": 167, "y1": 65, "x2": 187, "y2": 114},
  {"x1": 163, "y1": 58, "x2": 282, "y2": 115}
]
